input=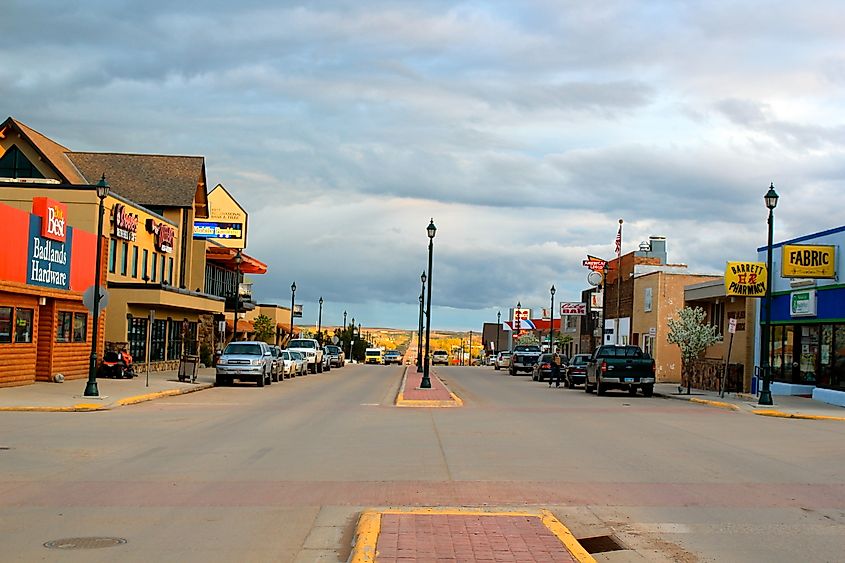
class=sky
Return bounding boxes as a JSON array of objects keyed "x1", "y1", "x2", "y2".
[{"x1": 4, "y1": 1, "x2": 845, "y2": 330}]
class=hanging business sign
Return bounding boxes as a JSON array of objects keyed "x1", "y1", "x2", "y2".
[
  {"x1": 725, "y1": 261, "x2": 767, "y2": 297},
  {"x1": 590, "y1": 291, "x2": 603, "y2": 309},
  {"x1": 292, "y1": 304, "x2": 303, "y2": 318},
  {"x1": 782, "y1": 245, "x2": 836, "y2": 279},
  {"x1": 790, "y1": 289, "x2": 817, "y2": 317},
  {"x1": 193, "y1": 184, "x2": 248, "y2": 249},
  {"x1": 146, "y1": 219, "x2": 176, "y2": 253},
  {"x1": 582, "y1": 255, "x2": 607, "y2": 272},
  {"x1": 112, "y1": 203, "x2": 139, "y2": 242},
  {"x1": 560, "y1": 302, "x2": 587, "y2": 315},
  {"x1": 193, "y1": 221, "x2": 243, "y2": 240}
]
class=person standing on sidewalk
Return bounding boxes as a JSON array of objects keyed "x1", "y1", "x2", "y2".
[{"x1": 549, "y1": 352, "x2": 562, "y2": 388}]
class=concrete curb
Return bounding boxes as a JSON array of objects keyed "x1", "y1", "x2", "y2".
[
  {"x1": 347, "y1": 507, "x2": 595, "y2": 563},
  {"x1": 0, "y1": 382, "x2": 214, "y2": 412},
  {"x1": 689, "y1": 398, "x2": 740, "y2": 411},
  {"x1": 657, "y1": 391, "x2": 845, "y2": 421},
  {"x1": 394, "y1": 366, "x2": 463, "y2": 408}
]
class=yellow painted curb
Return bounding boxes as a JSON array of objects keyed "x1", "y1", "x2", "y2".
[
  {"x1": 116, "y1": 389, "x2": 182, "y2": 406},
  {"x1": 753, "y1": 410, "x2": 845, "y2": 421},
  {"x1": 689, "y1": 398, "x2": 740, "y2": 411},
  {"x1": 348, "y1": 507, "x2": 595, "y2": 563},
  {"x1": 0, "y1": 404, "x2": 106, "y2": 412}
]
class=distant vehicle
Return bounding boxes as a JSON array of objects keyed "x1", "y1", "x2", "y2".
[
  {"x1": 286, "y1": 349, "x2": 308, "y2": 376},
  {"x1": 365, "y1": 347, "x2": 384, "y2": 365},
  {"x1": 384, "y1": 350, "x2": 403, "y2": 365},
  {"x1": 509, "y1": 344, "x2": 541, "y2": 375},
  {"x1": 585, "y1": 345, "x2": 656, "y2": 396},
  {"x1": 432, "y1": 350, "x2": 449, "y2": 365},
  {"x1": 324, "y1": 345, "x2": 345, "y2": 368},
  {"x1": 565, "y1": 354, "x2": 591, "y2": 388},
  {"x1": 278, "y1": 350, "x2": 296, "y2": 378},
  {"x1": 269, "y1": 345, "x2": 285, "y2": 382},
  {"x1": 288, "y1": 338, "x2": 324, "y2": 373},
  {"x1": 531, "y1": 353, "x2": 554, "y2": 382},
  {"x1": 494, "y1": 351, "x2": 511, "y2": 371},
  {"x1": 215, "y1": 341, "x2": 273, "y2": 387},
  {"x1": 487, "y1": 355, "x2": 496, "y2": 366}
]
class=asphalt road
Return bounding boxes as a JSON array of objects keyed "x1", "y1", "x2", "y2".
[{"x1": 2, "y1": 364, "x2": 844, "y2": 562}]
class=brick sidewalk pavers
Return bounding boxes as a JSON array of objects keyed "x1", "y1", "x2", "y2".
[
  {"x1": 375, "y1": 513, "x2": 578, "y2": 562},
  {"x1": 401, "y1": 369, "x2": 455, "y2": 402}
]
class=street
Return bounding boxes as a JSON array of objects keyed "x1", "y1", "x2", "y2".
[{"x1": 2, "y1": 364, "x2": 845, "y2": 562}]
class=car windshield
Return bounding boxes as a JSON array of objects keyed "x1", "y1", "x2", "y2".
[
  {"x1": 223, "y1": 343, "x2": 262, "y2": 356},
  {"x1": 325, "y1": 346, "x2": 340, "y2": 353},
  {"x1": 499, "y1": 352, "x2": 511, "y2": 357},
  {"x1": 514, "y1": 345, "x2": 540, "y2": 353},
  {"x1": 366, "y1": 350, "x2": 380, "y2": 356},
  {"x1": 540, "y1": 354, "x2": 553, "y2": 362},
  {"x1": 433, "y1": 351, "x2": 447, "y2": 356},
  {"x1": 289, "y1": 351, "x2": 302, "y2": 359},
  {"x1": 387, "y1": 350, "x2": 399, "y2": 355},
  {"x1": 289, "y1": 340, "x2": 316, "y2": 349}
]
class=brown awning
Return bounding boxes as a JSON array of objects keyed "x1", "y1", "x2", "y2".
[
  {"x1": 207, "y1": 247, "x2": 268, "y2": 274},
  {"x1": 226, "y1": 319, "x2": 255, "y2": 333}
]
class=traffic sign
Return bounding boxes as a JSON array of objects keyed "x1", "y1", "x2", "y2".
[
  {"x1": 82, "y1": 285, "x2": 109, "y2": 314},
  {"x1": 332, "y1": 335, "x2": 339, "y2": 345},
  {"x1": 728, "y1": 318, "x2": 737, "y2": 334}
]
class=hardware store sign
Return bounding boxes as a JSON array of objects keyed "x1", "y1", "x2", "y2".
[
  {"x1": 28, "y1": 198, "x2": 71, "y2": 289},
  {"x1": 782, "y1": 245, "x2": 836, "y2": 279},
  {"x1": 725, "y1": 261, "x2": 767, "y2": 297}
]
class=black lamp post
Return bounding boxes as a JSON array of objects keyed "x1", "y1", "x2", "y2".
[
  {"x1": 496, "y1": 311, "x2": 501, "y2": 356},
  {"x1": 549, "y1": 285, "x2": 556, "y2": 354},
  {"x1": 84, "y1": 175, "x2": 110, "y2": 397},
  {"x1": 468, "y1": 330, "x2": 473, "y2": 365},
  {"x1": 317, "y1": 296, "x2": 323, "y2": 344},
  {"x1": 422, "y1": 219, "x2": 437, "y2": 388},
  {"x1": 417, "y1": 271, "x2": 426, "y2": 372},
  {"x1": 758, "y1": 183, "x2": 779, "y2": 406},
  {"x1": 350, "y1": 317, "x2": 355, "y2": 360},
  {"x1": 232, "y1": 249, "x2": 242, "y2": 342},
  {"x1": 290, "y1": 282, "x2": 297, "y2": 340}
]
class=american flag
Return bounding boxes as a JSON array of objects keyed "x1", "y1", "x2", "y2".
[{"x1": 615, "y1": 221, "x2": 622, "y2": 257}]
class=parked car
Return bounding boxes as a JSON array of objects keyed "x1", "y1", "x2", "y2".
[
  {"x1": 431, "y1": 350, "x2": 449, "y2": 365},
  {"x1": 565, "y1": 354, "x2": 590, "y2": 388},
  {"x1": 287, "y1": 349, "x2": 308, "y2": 376},
  {"x1": 269, "y1": 345, "x2": 285, "y2": 382},
  {"x1": 384, "y1": 350, "x2": 403, "y2": 365},
  {"x1": 278, "y1": 350, "x2": 296, "y2": 378},
  {"x1": 288, "y1": 338, "x2": 324, "y2": 373},
  {"x1": 320, "y1": 349, "x2": 332, "y2": 372},
  {"x1": 487, "y1": 355, "x2": 497, "y2": 366},
  {"x1": 215, "y1": 341, "x2": 273, "y2": 387},
  {"x1": 494, "y1": 351, "x2": 512, "y2": 371},
  {"x1": 531, "y1": 353, "x2": 554, "y2": 382},
  {"x1": 324, "y1": 345, "x2": 345, "y2": 368},
  {"x1": 585, "y1": 345, "x2": 656, "y2": 396},
  {"x1": 509, "y1": 345, "x2": 541, "y2": 375},
  {"x1": 365, "y1": 347, "x2": 384, "y2": 365}
]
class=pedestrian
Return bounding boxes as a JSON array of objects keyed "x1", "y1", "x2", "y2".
[{"x1": 549, "y1": 352, "x2": 562, "y2": 388}]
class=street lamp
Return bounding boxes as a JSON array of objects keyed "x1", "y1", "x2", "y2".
[
  {"x1": 758, "y1": 183, "x2": 779, "y2": 406},
  {"x1": 290, "y1": 282, "x2": 297, "y2": 340},
  {"x1": 233, "y1": 249, "x2": 243, "y2": 342},
  {"x1": 422, "y1": 218, "x2": 437, "y2": 388},
  {"x1": 496, "y1": 311, "x2": 501, "y2": 356},
  {"x1": 317, "y1": 296, "x2": 323, "y2": 344},
  {"x1": 417, "y1": 271, "x2": 426, "y2": 372},
  {"x1": 350, "y1": 317, "x2": 355, "y2": 360},
  {"x1": 84, "y1": 174, "x2": 110, "y2": 397},
  {"x1": 549, "y1": 285, "x2": 556, "y2": 354}
]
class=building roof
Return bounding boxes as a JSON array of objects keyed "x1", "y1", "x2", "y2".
[
  {"x1": 0, "y1": 118, "x2": 88, "y2": 184},
  {"x1": 67, "y1": 152, "x2": 209, "y2": 216}
]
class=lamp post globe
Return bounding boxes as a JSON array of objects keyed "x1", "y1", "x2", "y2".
[
  {"x1": 758, "y1": 183, "x2": 779, "y2": 406},
  {"x1": 84, "y1": 175, "x2": 110, "y2": 397},
  {"x1": 422, "y1": 219, "x2": 437, "y2": 388}
]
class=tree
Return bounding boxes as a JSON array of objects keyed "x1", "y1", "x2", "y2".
[
  {"x1": 667, "y1": 306, "x2": 722, "y2": 394},
  {"x1": 253, "y1": 314, "x2": 275, "y2": 343},
  {"x1": 515, "y1": 333, "x2": 540, "y2": 346}
]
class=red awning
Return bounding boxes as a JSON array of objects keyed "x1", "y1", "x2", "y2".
[{"x1": 206, "y1": 247, "x2": 268, "y2": 274}]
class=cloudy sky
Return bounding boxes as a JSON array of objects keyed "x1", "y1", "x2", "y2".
[{"x1": 4, "y1": 1, "x2": 844, "y2": 330}]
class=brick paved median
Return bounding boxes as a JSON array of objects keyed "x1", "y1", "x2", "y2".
[{"x1": 401, "y1": 368, "x2": 454, "y2": 401}]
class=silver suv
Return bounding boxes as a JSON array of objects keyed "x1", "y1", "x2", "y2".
[{"x1": 215, "y1": 341, "x2": 274, "y2": 387}]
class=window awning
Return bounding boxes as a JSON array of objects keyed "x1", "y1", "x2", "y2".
[{"x1": 206, "y1": 247, "x2": 268, "y2": 274}]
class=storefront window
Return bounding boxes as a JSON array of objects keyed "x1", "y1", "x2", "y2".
[
  {"x1": 57, "y1": 312, "x2": 73, "y2": 342},
  {"x1": 151, "y1": 253, "x2": 158, "y2": 282},
  {"x1": 131, "y1": 246, "x2": 138, "y2": 278},
  {"x1": 128, "y1": 316, "x2": 148, "y2": 361},
  {"x1": 168, "y1": 258, "x2": 174, "y2": 285},
  {"x1": 160, "y1": 257, "x2": 166, "y2": 285},
  {"x1": 0, "y1": 306, "x2": 13, "y2": 343},
  {"x1": 108, "y1": 239, "x2": 116, "y2": 273},
  {"x1": 120, "y1": 242, "x2": 129, "y2": 275},
  {"x1": 798, "y1": 325, "x2": 819, "y2": 384},
  {"x1": 73, "y1": 313, "x2": 87, "y2": 343},
  {"x1": 167, "y1": 319, "x2": 183, "y2": 360},
  {"x1": 142, "y1": 249, "x2": 149, "y2": 281},
  {"x1": 150, "y1": 319, "x2": 166, "y2": 361},
  {"x1": 14, "y1": 308, "x2": 33, "y2": 343},
  {"x1": 832, "y1": 326, "x2": 845, "y2": 391}
]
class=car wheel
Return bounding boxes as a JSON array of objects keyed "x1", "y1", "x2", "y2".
[
  {"x1": 628, "y1": 386, "x2": 638, "y2": 396},
  {"x1": 257, "y1": 370, "x2": 265, "y2": 387},
  {"x1": 266, "y1": 370, "x2": 272, "y2": 385},
  {"x1": 597, "y1": 379, "x2": 606, "y2": 396},
  {"x1": 585, "y1": 378, "x2": 593, "y2": 393},
  {"x1": 642, "y1": 384, "x2": 654, "y2": 397},
  {"x1": 215, "y1": 375, "x2": 225, "y2": 387}
]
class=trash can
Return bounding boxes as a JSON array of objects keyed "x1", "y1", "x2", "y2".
[{"x1": 178, "y1": 354, "x2": 200, "y2": 383}]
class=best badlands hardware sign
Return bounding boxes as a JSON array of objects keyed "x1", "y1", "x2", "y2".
[{"x1": 28, "y1": 198, "x2": 71, "y2": 289}]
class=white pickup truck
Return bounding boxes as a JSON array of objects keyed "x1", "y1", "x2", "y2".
[{"x1": 287, "y1": 338, "x2": 324, "y2": 373}]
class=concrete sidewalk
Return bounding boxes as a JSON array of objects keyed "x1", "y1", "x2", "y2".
[
  {"x1": 0, "y1": 368, "x2": 217, "y2": 412},
  {"x1": 654, "y1": 383, "x2": 845, "y2": 421}
]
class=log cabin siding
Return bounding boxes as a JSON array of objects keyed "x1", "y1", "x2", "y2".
[
  {"x1": 48, "y1": 300, "x2": 97, "y2": 381},
  {"x1": 0, "y1": 294, "x2": 39, "y2": 387}
]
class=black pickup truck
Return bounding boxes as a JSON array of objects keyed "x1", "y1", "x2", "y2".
[{"x1": 585, "y1": 345, "x2": 656, "y2": 396}]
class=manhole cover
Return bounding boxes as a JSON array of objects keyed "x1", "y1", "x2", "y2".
[{"x1": 44, "y1": 537, "x2": 127, "y2": 550}]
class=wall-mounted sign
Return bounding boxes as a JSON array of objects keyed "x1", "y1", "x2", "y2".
[
  {"x1": 582, "y1": 255, "x2": 607, "y2": 272},
  {"x1": 112, "y1": 203, "x2": 139, "y2": 242},
  {"x1": 145, "y1": 219, "x2": 175, "y2": 253},
  {"x1": 560, "y1": 302, "x2": 587, "y2": 315},
  {"x1": 790, "y1": 289, "x2": 817, "y2": 317},
  {"x1": 193, "y1": 221, "x2": 243, "y2": 240},
  {"x1": 32, "y1": 197, "x2": 67, "y2": 243},
  {"x1": 782, "y1": 245, "x2": 836, "y2": 279},
  {"x1": 293, "y1": 304, "x2": 303, "y2": 318},
  {"x1": 194, "y1": 184, "x2": 248, "y2": 249},
  {"x1": 725, "y1": 261, "x2": 767, "y2": 297},
  {"x1": 590, "y1": 291, "x2": 603, "y2": 309},
  {"x1": 27, "y1": 215, "x2": 70, "y2": 289}
]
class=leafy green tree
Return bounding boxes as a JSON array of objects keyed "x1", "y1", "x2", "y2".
[
  {"x1": 253, "y1": 314, "x2": 275, "y2": 343},
  {"x1": 667, "y1": 306, "x2": 722, "y2": 394},
  {"x1": 515, "y1": 333, "x2": 540, "y2": 346}
]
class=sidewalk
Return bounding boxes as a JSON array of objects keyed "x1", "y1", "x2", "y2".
[
  {"x1": 0, "y1": 368, "x2": 217, "y2": 412},
  {"x1": 654, "y1": 383, "x2": 845, "y2": 421},
  {"x1": 396, "y1": 367, "x2": 463, "y2": 407}
]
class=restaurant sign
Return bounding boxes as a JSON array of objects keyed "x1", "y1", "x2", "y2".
[
  {"x1": 145, "y1": 219, "x2": 176, "y2": 253},
  {"x1": 560, "y1": 302, "x2": 587, "y2": 315},
  {"x1": 782, "y1": 245, "x2": 836, "y2": 279},
  {"x1": 725, "y1": 261, "x2": 767, "y2": 297},
  {"x1": 112, "y1": 203, "x2": 139, "y2": 242}
]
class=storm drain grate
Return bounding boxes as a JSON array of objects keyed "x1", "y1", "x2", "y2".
[
  {"x1": 44, "y1": 537, "x2": 127, "y2": 550},
  {"x1": 578, "y1": 534, "x2": 626, "y2": 554}
]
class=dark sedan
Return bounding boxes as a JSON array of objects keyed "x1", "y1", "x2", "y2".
[
  {"x1": 531, "y1": 354, "x2": 555, "y2": 382},
  {"x1": 565, "y1": 354, "x2": 591, "y2": 388}
]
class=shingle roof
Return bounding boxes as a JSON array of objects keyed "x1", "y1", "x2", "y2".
[
  {"x1": 1, "y1": 118, "x2": 88, "y2": 184},
  {"x1": 67, "y1": 152, "x2": 208, "y2": 214}
]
